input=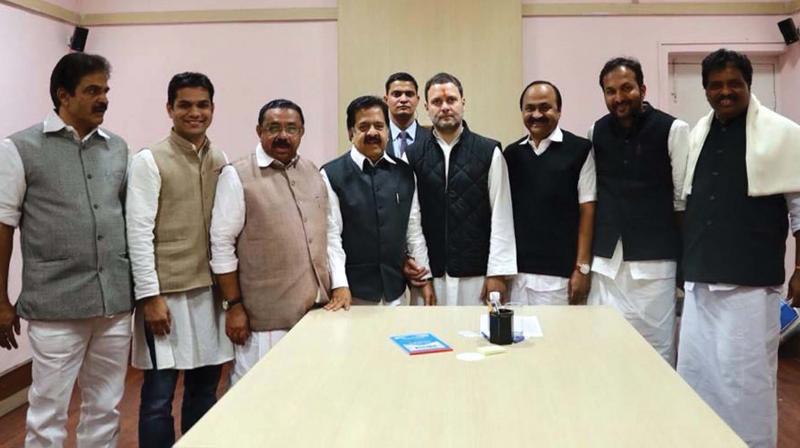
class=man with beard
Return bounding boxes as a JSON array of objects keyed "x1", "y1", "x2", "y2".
[
  {"x1": 404, "y1": 72, "x2": 517, "y2": 305},
  {"x1": 322, "y1": 96, "x2": 435, "y2": 307},
  {"x1": 677, "y1": 49, "x2": 800, "y2": 448},
  {"x1": 0, "y1": 53, "x2": 133, "y2": 447},
  {"x1": 505, "y1": 81, "x2": 596, "y2": 305},
  {"x1": 587, "y1": 58, "x2": 689, "y2": 365},
  {"x1": 384, "y1": 72, "x2": 432, "y2": 159},
  {"x1": 127, "y1": 72, "x2": 233, "y2": 448},
  {"x1": 210, "y1": 99, "x2": 332, "y2": 385}
]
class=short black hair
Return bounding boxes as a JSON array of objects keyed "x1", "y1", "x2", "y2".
[
  {"x1": 385, "y1": 72, "x2": 419, "y2": 94},
  {"x1": 598, "y1": 57, "x2": 644, "y2": 89},
  {"x1": 257, "y1": 99, "x2": 305, "y2": 126},
  {"x1": 50, "y1": 53, "x2": 111, "y2": 109},
  {"x1": 167, "y1": 72, "x2": 215, "y2": 106},
  {"x1": 519, "y1": 80, "x2": 563, "y2": 111},
  {"x1": 424, "y1": 72, "x2": 463, "y2": 101},
  {"x1": 701, "y1": 48, "x2": 753, "y2": 89},
  {"x1": 346, "y1": 96, "x2": 389, "y2": 130}
]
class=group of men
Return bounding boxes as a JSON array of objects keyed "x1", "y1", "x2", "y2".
[{"x1": 0, "y1": 48, "x2": 798, "y2": 448}]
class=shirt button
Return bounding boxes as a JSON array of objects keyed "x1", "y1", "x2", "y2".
[
  {"x1": 706, "y1": 220, "x2": 713, "y2": 226},
  {"x1": 87, "y1": 174, "x2": 93, "y2": 179},
  {"x1": 291, "y1": 180, "x2": 296, "y2": 186},
  {"x1": 93, "y1": 204, "x2": 99, "y2": 209},
  {"x1": 97, "y1": 235, "x2": 104, "y2": 241},
  {"x1": 716, "y1": 149, "x2": 723, "y2": 155},
  {"x1": 308, "y1": 237, "x2": 313, "y2": 244},
  {"x1": 709, "y1": 195, "x2": 716, "y2": 201},
  {"x1": 712, "y1": 171, "x2": 719, "y2": 176}
]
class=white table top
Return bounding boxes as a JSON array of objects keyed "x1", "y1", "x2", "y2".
[{"x1": 177, "y1": 305, "x2": 744, "y2": 447}]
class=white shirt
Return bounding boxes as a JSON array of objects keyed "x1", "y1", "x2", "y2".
[
  {"x1": 429, "y1": 126, "x2": 518, "y2": 278},
  {"x1": 514, "y1": 126, "x2": 597, "y2": 292},
  {"x1": 321, "y1": 146, "x2": 431, "y2": 291},
  {"x1": 389, "y1": 120, "x2": 418, "y2": 158},
  {"x1": 209, "y1": 144, "x2": 280, "y2": 275},
  {"x1": 588, "y1": 119, "x2": 691, "y2": 280},
  {"x1": 0, "y1": 111, "x2": 111, "y2": 228}
]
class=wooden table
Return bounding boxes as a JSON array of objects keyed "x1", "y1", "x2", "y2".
[{"x1": 177, "y1": 306, "x2": 745, "y2": 447}]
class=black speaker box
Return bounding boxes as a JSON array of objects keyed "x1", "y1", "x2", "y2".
[
  {"x1": 778, "y1": 18, "x2": 799, "y2": 45},
  {"x1": 69, "y1": 27, "x2": 89, "y2": 52}
]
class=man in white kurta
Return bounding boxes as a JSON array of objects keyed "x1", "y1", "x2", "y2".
[
  {"x1": 677, "y1": 49, "x2": 800, "y2": 448},
  {"x1": 587, "y1": 58, "x2": 690, "y2": 365},
  {"x1": 404, "y1": 73, "x2": 516, "y2": 305},
  {"x1": 127, "y1": 72, "x2": 232, "y2": 448}
]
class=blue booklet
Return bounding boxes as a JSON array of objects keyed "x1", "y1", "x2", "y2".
[{"x1": 390, "y1": 333, "x2": 453, "y2": 355}]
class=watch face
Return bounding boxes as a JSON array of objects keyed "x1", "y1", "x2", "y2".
[
  {"x1": 222, "y1": 300, "x2": 229, "y2": 311},
  {"x1": 579, "y1": 264, "x2": 590, "y2": 275}
]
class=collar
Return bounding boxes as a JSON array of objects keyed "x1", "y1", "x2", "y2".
[
  {"x1": 256, "y1": 143, "x2": 299, "y2": 168},
  {"x1": 168, "y1": 129, "x2": 210, "y2": 153},
  {"x1": 349, "y1": 145, "x2": 396, "y2": 171},
  {"x1": 43, "y1": 110, "x2": 109, "y2": 141},
  {"x1": 433, "y1": 122, "x2": 465, "y2": 148},
  {"x1": 524, "y1": 126, "x2": 563, "y2": 151},
  {"x1": 390, "y1": 119, "x2": 418, "y2": 141}
]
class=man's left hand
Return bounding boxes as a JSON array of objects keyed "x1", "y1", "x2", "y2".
[
  {"x1": 421, "y1": 281, "x2": 437, "y2": 306},
  {"x1": 788, "y1": 269, "x2": 800, "y2": 307},
  {"x1": 568, "y1": 270, "x2": 590, "y2": 305},
  {"x1": 481, "y1": 276, "x2": 508, "y2": 304}
]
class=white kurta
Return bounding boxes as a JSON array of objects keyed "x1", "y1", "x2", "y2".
[
  {"x1": 508, "y1": 127, "x2": 597, "y2": 306},
  {"x1": 586, "y1": 119, "x2": 691, "y2": 365},
  {"x1": 126, "y1": 148, "x2": 233, "y2": 370}
]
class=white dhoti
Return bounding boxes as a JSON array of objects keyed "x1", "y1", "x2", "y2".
[
  {"x1": 677, "y1": 283, "x2": 779, "y2": 448},
  {"x1": 588, "y1": 260, "x2": 676, "y2": 365},
  {"x1": 408, "y1": 274, "x2": 488, "y2": 306},
  {"x1": 229, "y1": 329, "x2": 289, "y2": 387},
  {"x1": 509, "y1": 273, "x2": 569, "y2": 305},
  {"x1": 25, "y1": 313, "x2": 131, "y2": 448}
]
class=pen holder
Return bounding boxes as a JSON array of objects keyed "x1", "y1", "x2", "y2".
[{"x1": 489, "y1": 308, "x2": 514, "y2": 345}]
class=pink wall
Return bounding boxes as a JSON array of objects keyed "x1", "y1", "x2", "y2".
[
  {"x1": 522, "y1": 14, "x2": 792, "y2": 137},
  {"x1": 79, "y1": 0, "x2": 336, "y2": 14},
  {"x1": 86, "y1": 21, "x2": 338, "y2": 166},
  {"x1": 778, "y1": 12, "x2": 800, "y2": 123},
  {"x1": 0, "y1": 3, "x2": 75, "y2": 374}
]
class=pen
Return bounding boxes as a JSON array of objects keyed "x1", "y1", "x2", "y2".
[{"x1": 396, "y1": 193, "x2": 399, "y2": 204}]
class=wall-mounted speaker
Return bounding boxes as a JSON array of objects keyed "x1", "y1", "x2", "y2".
[
  {"x1": 777, "y1": 18, "x2": 799, "y2": 45},
  {"x1": 69, "y1": 26, "x2": 89, "y2": 52}
]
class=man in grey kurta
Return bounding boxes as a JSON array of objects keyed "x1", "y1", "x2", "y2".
[{"x1": 0, "y1": 53, "x2": 133, "y2": 447}]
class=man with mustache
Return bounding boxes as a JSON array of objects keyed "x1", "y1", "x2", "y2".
[
  {"x1": 505, "y1": 81, "x2": 596, "y2": 305},
  {"x1": 677, "y1": 49, "x2": 800, "y2": 448},
  {"x1": 404, "y1": 72, "x2": 517, "y2": 305},
  {"x1": 322, "y1": 96, "x2": 435, "y2": 307},
  {"x1": 587, "y1": 57, "x2": 690, "y2": 365},
  {"x1": 127, "y1": 72, "x2": 233, "y2": 448},
  {"x1": 0, "y1": 53, "x2": 133, "y2": 447},
  {"x1": 384, "y1": 72, "x2": 432, "y2": 159},
  {"x1": 209, "y1": 99, "x2": 332, "y2": 385}
]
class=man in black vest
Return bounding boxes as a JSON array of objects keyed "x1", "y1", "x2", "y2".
[
  {"x1": 404, "y1": 73, "x2": 517, "y2": 305},
  {"x1": 587, "y1": 58, "x2": 690, "y2": 365},
  {"x1": 322, "y1": 96, "x2": 435, "y2": 307},
  {"x1": 384, "y1": 72, "x2": 432, "y2": 160},
  {"x1": 677, "y1": 49, "x2": 800, "y2": 448},
  {"x1": 505, "y1": 81, "x2": 595, "y2": 305}
]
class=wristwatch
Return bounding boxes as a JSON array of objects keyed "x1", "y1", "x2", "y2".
[
  {"x1": 576, "y1": 263, "x2": 591, "y2": 275},
  {"x1": 222, "y1": 297, "x2": 242, "y2": 311}
]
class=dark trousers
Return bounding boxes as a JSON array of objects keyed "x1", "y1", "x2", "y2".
[{"x1": 138, "y1": 329, "x2": 223, "y2": 448}]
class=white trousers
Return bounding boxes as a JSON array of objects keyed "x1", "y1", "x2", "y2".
[
  {"x1": 229, "y1": 329, "x2": 288, "y2": 387},
  {"x1": 677, "y1": 284, "x2": 779, "y2": 448},
  {"x1": 509, "y1": 281, "x2": 568, "y2": 306},
  {"x1": 25, "y1": 313, "x2": 131, "y2": 448},
  {"x1": 588, "y1": 268, "x2": 676, "y2": 365}
]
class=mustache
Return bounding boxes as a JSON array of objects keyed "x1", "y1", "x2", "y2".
[
  {"x1": 272, "y1": 139, "x2": 292, "y2": 149},
  {"x1": 717, "y1": 94, "x2": 737, "y2": 102},
  {"x1": 92, "y1": 103, "x2": 108, "y2": 113},
  {"x1": 364, "y1": 136, "x2": 382, "y2": 144},
  {"x1": 526, "y1": 117, "x2": 548, "y2": 125}
]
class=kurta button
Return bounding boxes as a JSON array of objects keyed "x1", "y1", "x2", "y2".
[
  {"x1": 291, "y1": 180, "x2": 296, "y2": 186},
  {"x1": 706, "y1": 220, "x2": 713, "y2": 226},
  {"x1": 709, "y1": 195, "x2": 716, "y2": 201},
  {"x1": 93, "y1": 204, "x2": 99, "y2": 209},
  {"x1": 97, "y1": 235, "x2": 104, "y2": 241},
  {"x1": 712, "y1": 171, "x2": 719, "y2": 176},
  {"x1": 87, "y1": 174, "x2": 93, "y2": 179},
  {"x1": 98, "y1": 267, "x2": 104, "y2": 273}
]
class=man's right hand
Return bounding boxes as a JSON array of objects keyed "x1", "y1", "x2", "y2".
[
  {"x1": 139, "y1": 295, "x2": 172, "y2": 336},
  {"x1": 325, "y1": 287, "x2": 352, "y2": 311},
  {"x1": 225, "y1": 304, "x2": 250, "y2": 345},
  {"x1": 0, "y1": 299, "x2": 20, "y2": 350},
  {"x1": 402, "y1": 257, "x2": 430, "y2": 287}
]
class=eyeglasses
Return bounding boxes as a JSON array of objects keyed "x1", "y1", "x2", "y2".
[{"x1": 263, "y1": 124, "x2": 302, "y2": 136}]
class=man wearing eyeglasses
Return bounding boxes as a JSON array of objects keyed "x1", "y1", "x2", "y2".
[{"x1": 209, "y1": 99, "x2": 332, "y2": 385}]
